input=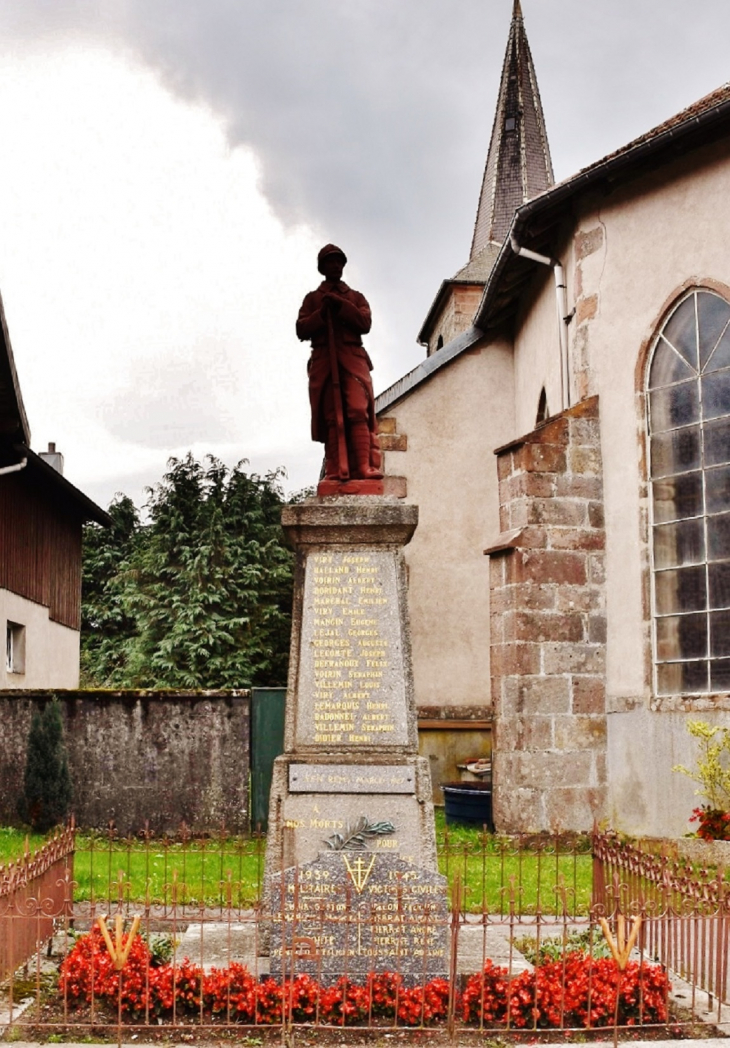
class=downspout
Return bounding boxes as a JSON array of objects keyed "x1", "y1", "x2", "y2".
[
  {"x1": 0, "y1": 456, "x2": 28, "y2": 476},
  {"x1": 510, "y1": 234, "x2": 570, "y2": 412}
]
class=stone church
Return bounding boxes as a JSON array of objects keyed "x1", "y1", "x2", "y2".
[{"x1": 376, "y1": 0, "x2": 730, "y2": 837}]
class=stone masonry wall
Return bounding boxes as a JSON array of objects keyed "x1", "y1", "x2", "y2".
[
  {"x1": 0, "y1": 690, "x2": 251, "y2": 833},
  {"x1": 427, "y1": 285, "x2": 484, "y2": 357},
  {"x1": 487, "y1": 396, "x2": 607, "y2": 832}
]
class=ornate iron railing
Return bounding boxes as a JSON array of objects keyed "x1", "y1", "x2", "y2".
[
  {"x1": 0, "y1": 825, "x2": 74, "y2": 982},
  {"x1": 1, "y1": 826, "x2": 727, "y2": 1041}
]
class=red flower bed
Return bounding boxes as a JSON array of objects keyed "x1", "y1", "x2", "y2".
[
  {"x1": 58, "y1": 932, "x2": 449, "y2": 1027},
  {"x1": 690, "y1": 806, "x2": 730, "y2": 840},
  {"x1": 60, "y1": 927, "x2": 669, "y2": 1030},
  {"x1": 59, "y1": 926, "x2": 152, "y2": 1019},
  {"x1": 462, "y1": 952, "x2": 670, "y2": 1028}
]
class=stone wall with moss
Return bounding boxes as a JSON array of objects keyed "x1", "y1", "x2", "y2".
[{"x1": 0, "y1": 690, "x2": 250, "y2": 833}]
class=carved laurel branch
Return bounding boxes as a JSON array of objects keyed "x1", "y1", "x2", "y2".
[{"x1": 325, "y1": 815, "x2": 396, "y2": 851}]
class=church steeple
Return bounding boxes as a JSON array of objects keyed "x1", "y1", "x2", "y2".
[
  {"x1": 418, "y1": 1, "x2": 553, "y2": 356},
  {"x1": 470, "y1": 0, "x2": 553, "y2": 259}
]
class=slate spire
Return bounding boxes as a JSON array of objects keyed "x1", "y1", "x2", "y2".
[{"x1": 469, "y1": 0, "x2": 553, "y2": 259}]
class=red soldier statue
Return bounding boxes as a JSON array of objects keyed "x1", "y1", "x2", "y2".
[{"x1": 297, "y1": 245, "x2": 383, "y2": 492}]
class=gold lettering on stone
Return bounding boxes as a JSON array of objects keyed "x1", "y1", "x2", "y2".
[
  {"x1": 298, "y1": 550, "x2": 407, "y2": 747},
  {"x1": 270, "y1": 854, "x2": 448, "y2": 984}
]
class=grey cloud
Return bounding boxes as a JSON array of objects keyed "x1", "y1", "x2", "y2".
[
  {"x1": 3, "y1": 0, "x2": 730, "y2": 382},
  {"x1": 100, "y1": 355, "x2": 235, "y2": 449}
]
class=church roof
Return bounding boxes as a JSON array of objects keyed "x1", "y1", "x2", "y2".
[
  {"x1": 470, "y1": 0, "x2": 553, "y2": 256},
  {"x1": 416, "y1": 244, "x2": 500, "y2": 348},
  {"x1": 377, "y1": 80, "x2": 730, "y2": 413},
  {"x1": 475, "y1": 80, "x2": 730, "y2": 333},
  {"x1": 453, "y1": 242, "x2": 502, "y2": 282},
  {"x1": 417, "y1": 1, "x2": 552, "y2": 347}
]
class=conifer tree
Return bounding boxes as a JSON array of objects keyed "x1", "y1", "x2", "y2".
[
  {"x1": 18, "y1": 699, "x2": 73, "y2": 832},
  {"x1": 81, "y1": 455, "x2": 295, "y2": 689}
]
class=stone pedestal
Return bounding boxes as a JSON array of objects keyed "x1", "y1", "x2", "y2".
[
  {"x1": 264, "y1": 497, "x2": 445, "y2": 982},
  {"x1": 265, "y1": 496, "x2": 439, "y2": 878}
]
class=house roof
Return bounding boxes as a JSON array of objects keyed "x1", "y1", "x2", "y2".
[
  {"x1": 0, "y1": 292, "x2": 30, "y2": 445},
  {"x1": 417, "y1": 0, "x2": 552, "y2": 347},
  {"x1": 377, "y1": 80, "x2": 730, "y2": 413},
  {"x1": 0, "y1": 290, "x2": 110, "y2": 526},
  {"x1": 21, "y1": 448, "x2": 111, "y2": 526}
]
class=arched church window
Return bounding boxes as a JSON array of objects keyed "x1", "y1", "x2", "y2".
[
  {"x1": 648, "y1": 289, "x2": 730, "y2": 695},
  {"x1": 536, "y1": 387, "x2": 549, "y2": 425}
]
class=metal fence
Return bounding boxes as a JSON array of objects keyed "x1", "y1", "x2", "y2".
[
  {"x1": 0, "y1": 825, "x2": 726, "y2": 1041},
  {"x1": 0, "y1": 826, "x2": 74, "y2": 982},
  {"x1": 593, "y1": 829, "x2": 730, "y2": 1011}
]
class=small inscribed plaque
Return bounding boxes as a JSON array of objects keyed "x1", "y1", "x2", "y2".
[{"x1": 289, "y1": 764, "x2": 415, "y2": 793}]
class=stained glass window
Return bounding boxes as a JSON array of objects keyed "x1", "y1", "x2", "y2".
[{"x1": 648, "y1": 290, "x2": 730, "y2": 694}]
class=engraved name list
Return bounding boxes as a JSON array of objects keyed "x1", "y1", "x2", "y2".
[{"x1": 297, "y1": 551, "x2": 407, "y2": 748}]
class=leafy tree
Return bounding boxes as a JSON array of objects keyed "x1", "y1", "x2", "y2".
[
  {"x1": 80, "y1": 494, "x2": 140, "y2": 686},
  {"x1": 18, "y1": 698, "x2": 73, "y2": 832},
  {"x1": 81, "y1": 455, "x2": 294, "y2": 689}
]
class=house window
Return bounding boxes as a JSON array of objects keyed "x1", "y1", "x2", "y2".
[
  {"x1": 648, "y1": 289, "x2": 730, "y2": 695},
  {"x1": 6, "y1": 621, "x2": 26, "y2": 674}
]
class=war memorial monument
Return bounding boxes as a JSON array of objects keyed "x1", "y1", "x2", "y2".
[{"x1": 264, "y1": 246, "x2": 447, "y2": 984}]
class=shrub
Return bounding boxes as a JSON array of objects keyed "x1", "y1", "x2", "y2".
[
  {"x1": 205, "y1": 962, "x2": 257, "y2": 1020},
  {"x1": 674, "y1": 720, "x2": 730, "y2": 833},
  {"x1": 515, "y1": 928, "x2": 612, "y2": 965},
  {"x1": 461, "y1": 958, "x2": 509, "y2": 1024},
  {"x1": 253, "y1": 979, "x2": 284, "y2": 1024},
  {"x1": 397, "y1": 977, "x2": 450, "y2": 1026},
  {"x1": 59, "y1": 925, "x2": 152, "y2": 1019},
  {"x1": 319, "y1": 977, "x2": 370, "y2": 1025},
  {"x1": 17, "y1": 698, "x2": 72, "y2": 832}
]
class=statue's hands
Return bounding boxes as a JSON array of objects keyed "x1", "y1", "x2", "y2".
[{"x1": 321, "y1": 291, "x2": 343, "y2": 315}]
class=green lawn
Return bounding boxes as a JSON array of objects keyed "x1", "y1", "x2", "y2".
[
  {"x1": 0, "y1": 826, "x2": 47, "y2": 865},
  {"x1": 73, "y1": 832, "x2": 267, "y2": 908},
  {"x1": 435, "y1": 811, "x2": 593, "y2": 916},
  {"x1": 2, "y1": 816, "x2": 594, "y2": 914}
]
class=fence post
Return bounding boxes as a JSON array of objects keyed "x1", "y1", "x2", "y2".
[{"x1": 447, "y1": 873, "x2": 462, "y2": 1039}]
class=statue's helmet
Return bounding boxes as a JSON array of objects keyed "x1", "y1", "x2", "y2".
[{"x1": 317, "y1": 244, "x2": 347, "y2": 273}]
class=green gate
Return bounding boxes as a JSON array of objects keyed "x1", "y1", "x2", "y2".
[{"x1": 250, "y1": 688, "x2": 286, "y2": 831}]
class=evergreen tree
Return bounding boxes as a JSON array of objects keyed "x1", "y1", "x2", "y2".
[
  {"x1": 18, "y1": 699, "x2": 73, "y2": 832},
  {"x1": 80, "y1": 494, "x2": 140, "y2": 686},
  {"x1": 81, "y1": 454, "x2": 295, "y2": 689}
]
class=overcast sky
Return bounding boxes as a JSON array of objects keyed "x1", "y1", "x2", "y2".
[{"x1": 3, "y1": 0, "x2": 730, "y2": 508}]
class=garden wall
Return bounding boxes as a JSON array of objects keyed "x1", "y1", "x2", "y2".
[{"x1": 0, "y1": 690, "x2": 251, "y2": 833}]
